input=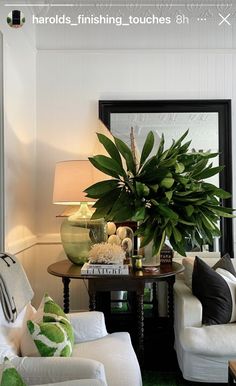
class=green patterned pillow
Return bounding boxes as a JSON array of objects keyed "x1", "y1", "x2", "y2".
[
  {"x1": 0, "y1": 358, "x2": 27, "y2": 386},
  {"x1": 27, "y1": 294, "x2": 74, "y2": 357}
]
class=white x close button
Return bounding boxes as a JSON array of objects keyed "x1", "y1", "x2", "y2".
[{"x1": 218, "y1": 13, "x2": 231, "y2": 26}]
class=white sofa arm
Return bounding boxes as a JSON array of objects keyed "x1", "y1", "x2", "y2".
[
  {"x1": 68, "y1": 311, "x2": 108, "y2": 343},
  {"x1": 174, "y1": 280, "x2": 202, "y2": 329},
  {"x1": 12, "y1": 356, "x2": 107, "y2": 386},
  {"x1": 35, "y1": 381, "x2": 107, "y2": 386}
]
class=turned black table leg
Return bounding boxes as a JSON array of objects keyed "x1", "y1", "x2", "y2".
[
  {"x1": 166, "y1": 276, "x2": 175, "y2": 347},
  {"x1": 89, "y1": 293, "x2": 96, "y2": 311},
  {"x1": 167, "y1": 276, "x2": 175, "y2": 327},
  {"x1": 152, "y1": 282, "x2": 159, "y2": 319},
  {"x1": 136, "y1": 293, "x2": 144, "y2": 363},
  {"x1": 62, "y1": 277, "x2": 70, "y2": 313}
]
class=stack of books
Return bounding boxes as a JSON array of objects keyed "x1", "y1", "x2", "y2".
[{"x1": 81, "y1": 262, "x2": 129, "y2": 275}]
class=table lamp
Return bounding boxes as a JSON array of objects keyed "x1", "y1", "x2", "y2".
[{"x1": 53, "y1": 160, "x2": 107, "y2": 265}]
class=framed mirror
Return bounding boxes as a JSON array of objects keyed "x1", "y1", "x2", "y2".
[{"x1": 99, "y1": 99, "x2": 233, "y2": 257}]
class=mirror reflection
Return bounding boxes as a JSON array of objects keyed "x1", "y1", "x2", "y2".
[{"x1": 110, "y1": 112, "x2": 219, "y2": 187}]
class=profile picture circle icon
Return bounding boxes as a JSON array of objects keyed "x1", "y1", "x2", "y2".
[{"x1": 7, "y1": 10, "x2": 25, "y2": 28}]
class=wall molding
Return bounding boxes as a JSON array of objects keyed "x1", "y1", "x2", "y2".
[
  {"x1": 7, "y1": 235, "x2": 38, "y2": 255},
  {"x1": 39, "y1": 49, "x2": 236, "y2": 54},
  {"x1": 37, "y1": 233, "x2": 61, "y2": 244},
  {"x1": 7, "y1": 233, "x2": 61, "y2": 255}
]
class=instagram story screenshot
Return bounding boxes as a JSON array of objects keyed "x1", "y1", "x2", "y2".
[{"x1": 0, "y1": 1, "x2": 236, "y2": 385}]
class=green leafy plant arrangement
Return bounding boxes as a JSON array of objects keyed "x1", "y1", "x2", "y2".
[{"x1": 85, "y1": 130, "x2": 234, "y2": 256}]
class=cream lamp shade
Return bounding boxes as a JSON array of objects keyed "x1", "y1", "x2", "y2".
[{"x1": 53, "y1": 160, "x2": 105, "y2": 205}]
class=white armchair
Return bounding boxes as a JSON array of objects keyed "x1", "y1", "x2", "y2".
[
  {"x1": 174, "y1": 257, "x2": 236, "y2": 383},
  {"x1": 1, "y1": 301, "x2": 142, "y2": 386}
]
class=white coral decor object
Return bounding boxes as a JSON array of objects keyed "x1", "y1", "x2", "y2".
[{"x1": 89, "y1": 242, "x2": 125, "y2": 264}]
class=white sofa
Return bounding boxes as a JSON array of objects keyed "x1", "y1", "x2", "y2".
[
  {"x1": 0, "y1": 302, "x2": 142, "y2": 386},
  {"x1": 174, "y1": 255, "x2": 236, "y2": 383}
]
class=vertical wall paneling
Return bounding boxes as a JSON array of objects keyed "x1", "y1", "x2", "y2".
[{"x1": 0, "y1": 32, "x2": 4, "y2": 250}]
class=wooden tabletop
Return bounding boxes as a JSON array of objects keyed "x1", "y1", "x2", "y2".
[{"x1": 48, "y1": 259, "x2": 184, "y2": 280}]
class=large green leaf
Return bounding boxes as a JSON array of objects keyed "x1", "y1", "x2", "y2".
[
  {"x1": 133, "y1": 206, "x2": 146, "y2": 221},
  {"x1": 178, "y1": 219, "x2": 196, "y2": 226},
  {"x1": 97, "y1": 133, "x2": 122, "y2": 166},
  {"x1": 207, "y1": 206, "x2": 235, "y2": 218},
  {"x1": 114, "y1": 136, "x2": 136, "y2": 175},
  {"x1": 172, "y1": 130, "x2": 189, "y2": 148},
  {"x1": 191, "y1": 158, "x2": 209, "y2": 177},
  {"x1": 157, "y1": 204, "x2": 179, "y2": 220},
  {"x1": 85, "y1": 179, "x2": 120, "y2": 198},
  {"x1": 159, "y1": 157, "x2": 177, "y2": 168},
  {"x1": 152, "y1": 229, "x2": 166, "y2": 256},
  {"x1": 185, "y1": 205, "x2": 194, "y2": 216},
  {"x1": 108, "y1": 190, "x2": 135, "y2": 221},
  {"x1": 173, "y1": 227, "x2": 182, "y2": 243},
  {"x1": 169, "y1": 235, "x2": 186, "y2": 256},
  {"x1": 156, "y1": 134, "x2": 165, "y2": 158},
  {"x1": 194, "y1": 165, "x2": 224, "y2": 180},
  {"x1": 89, "y1": 157, "x2": 120, "y2": 179},
  {"x1": 201, "y1": 183, "x2": 232, "y2": 199},
  {"x1": 92, "y1": 188, "x2": 121, "y2": 209},
  {"x1": 91, "y1": 206, "x2": 111, "y2": 220},
  {"x1": 92, "y1": 155, "x2": 125, "y2": 177},
  {"x1": 140, "y1": 131, "x2": 155, "y2": 167},
  {"x1": 178, "y1": 140, "x2": 192, "y2": 154}
]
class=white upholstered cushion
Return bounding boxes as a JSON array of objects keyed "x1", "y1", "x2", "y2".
[
  {"x1": 68, "y1": 311, "x2": 108, "y2": 343},
  {"x1": 72, "y1": 332, "x2": 142, "y2": 386},
  {"x1": 182, "y1": 323, "x2": 236, "y2": 356}
]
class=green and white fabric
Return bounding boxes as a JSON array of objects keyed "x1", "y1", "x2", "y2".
[
  {"x1": 0, "y1": 357, "x2": 27, "y2": 386},
  {"x1": 27, "y1": 294, "x2": 74, "y2": 357}
]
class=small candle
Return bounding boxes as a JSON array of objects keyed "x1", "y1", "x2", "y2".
[{"x1": 132, "y1": 255, "x2": 143, "y2": 270}]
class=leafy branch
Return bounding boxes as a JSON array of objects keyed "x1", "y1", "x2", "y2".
[{"x1": 85, "y1": 130, "x2": 234, "y2": 256}]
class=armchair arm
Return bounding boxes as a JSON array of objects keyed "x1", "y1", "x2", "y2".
[
  {"x1": 12, "y1": 356, "x2": 107, "y2": 386},
  {"x1": 174, "y1": 280, "x2": 202, "y2": 329},
  {"x1": 68, "y1": 311, "x2": 108, "y2": 343}
]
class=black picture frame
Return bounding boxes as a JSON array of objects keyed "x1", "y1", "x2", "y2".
[{"x1": 99, "y1": 99, "x2": 233, "y2": 257}]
